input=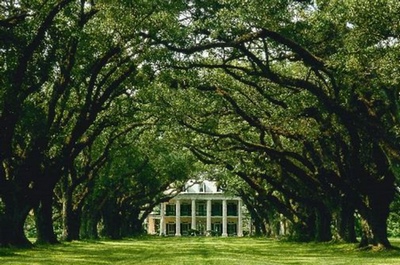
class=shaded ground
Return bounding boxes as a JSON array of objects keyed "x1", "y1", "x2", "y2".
[{"x1": 0, "y1": 237, "x2": 399, "y2": 264}]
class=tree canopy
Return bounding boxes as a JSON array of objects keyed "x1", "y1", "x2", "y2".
[
  {"x1": 1, "y1": 0, "x2": 399, "y2": 250},
  {"x1": 140, "y1": 0, "x2": 400, "y2": 248}
]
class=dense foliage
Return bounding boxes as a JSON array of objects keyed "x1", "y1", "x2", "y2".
[
  {"x1": 140, "y1": 0, "x2": 400, "y2": 248},
  {"x1": 1, "y1": 0, "x2": 399, "y2": 250},
  {"x1": 0, "y1": 0, "x2": 195, "y2": 246}
]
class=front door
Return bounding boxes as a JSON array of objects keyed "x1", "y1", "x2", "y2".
[{"x1": 197, "y1": 221, "x2": 206, "y2": 235}]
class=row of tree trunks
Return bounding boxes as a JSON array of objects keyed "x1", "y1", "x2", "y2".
[
  {"x1": 143, "y1": 2, "x2": 398, "y2": 248},
  {"x1": 80, "y1": 209, "x2": 100, "y2": 240},
  {"x1": 0, "y1": 0, "x2": 141, "y2": 247}
]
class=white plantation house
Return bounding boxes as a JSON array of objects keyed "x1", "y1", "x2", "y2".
[{"x1": 147, "y1": 180, "x2": 245, "y2": 237}]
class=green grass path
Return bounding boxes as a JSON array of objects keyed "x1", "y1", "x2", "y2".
[{"x1": 1, "y1": 237, "x2": 400, "y2": 264}]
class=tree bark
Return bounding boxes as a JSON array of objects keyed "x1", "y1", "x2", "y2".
[
  {"x1": 357, "y1": 176, "x2": 395, "y2": 249},
  {"x1": 62, "y1": 190, "x2": 82, "y2": 241},
  {"x1": 120, "y1": 209, "x2": 144, "y2": 237},
  {"x1": 364, "y1": 195, "x2": 393, "y2": 249},
  {"x1": 314, "y1": 205, "x2": 332, "y2": 242},
  {"x1": 100, "y1": 201, "x2": 122, "y2": 239},
  {"x1": 289, "y1": 207, "x2": 317, "y2": 242},
  {"x1": 337, "y1": 201, "x2": 357, "y2": 243},
  {"x1": 0, "y1": 192, "x2": 33, "y2": 247},
  {"x1": 361, "y1": 150, "x2": 395, "y2": 249},
  {"x1": 359, "y1": 218, "x2": 374, "y2": 248},
  {"x1": 34, "y1": 190, "x2": 59, "y2": 244}
]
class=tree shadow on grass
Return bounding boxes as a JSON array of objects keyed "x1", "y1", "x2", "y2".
[{"x1": 0, "y1": 250, "x2": 22, "y2": 258}]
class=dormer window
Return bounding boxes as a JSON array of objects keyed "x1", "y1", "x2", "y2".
[{"x1": 199, "y1": 182, "x2": 206, "y2": 193}]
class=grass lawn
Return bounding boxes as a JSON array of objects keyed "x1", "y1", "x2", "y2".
[{"x1": 1, "y1": 237, "x2": 400, "y2": 265}]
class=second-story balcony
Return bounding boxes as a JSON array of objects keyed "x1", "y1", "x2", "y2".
[{"x1": 163, "y1": 200, "x2": 239, "y2": 217}]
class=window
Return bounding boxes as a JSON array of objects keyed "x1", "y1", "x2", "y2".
[
  {"x1": 181, "y1": 204, "x2": 191, "y2": 216},
  {"x1": 212, "y1": 202, "x2": 222, "y2": 216},
  {"x1": 197, "y1": 203, "x2": 206, "y2": 216},
  {"x1": 166, "y1": 204, "x2": 176, "y2": 216},
  {"x1": 227, "y1": 202, "x2": 237, "y2": 216},
  {"x1": 199, "y1": 182, "x2": 206, "y2": 192}
]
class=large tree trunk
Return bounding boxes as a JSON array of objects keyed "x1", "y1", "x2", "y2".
[
  {"x1": 358, "y1": 172, "x2": 395, "y2": 249},
  {"x1": 289, "y1": 222, "x2": 312, "y2": 242},
  {"x1": 314, "y1": 205, "x2": 332, "y2": 242},
  {"x1": 247, "y1": 208, "x2": 264, "y2": 236},
  {"x1": 123, "y1": 208, "x2": 152, "y2": 237},
  {"x1": 358, "y1": 205, "x2": 392, "y2": 249},
  {"x1": 62, "y1": 191, "x2": 82, "y2": 241},
  {"x1": 360, "y1": 194, "x2": 393, "y2": 249},
  {"x1": 286, "y1": 206, "x2": 315, "y2": 242},
  {"x1": 337, "y1": 201, "x2": 357, "y2": 243},
  {"x1": 101, "y1": 214, "x2": 122, "y2": 239},
  {"x1": 250, "y1": 207, "x2": 270, "y2": 236},
  {"x1": 363, "y1": 151, "x2": 395, "y2": 249},
  {"x1": 101, "y1": 201, "x2": 122, "y2": 239},
  {"x1": 359, "y1": 217, "x2": 375, "y2": 248},
  {"x1": 368, "y1": 210, "x2": 391, "y2": 249},
  {"x1": 130, "y1": 218, "x2": 143, "y2": 236},
  {"x1": 121, "y1": 209, "x2": 141, "y2": 237},
  {"x1": 0, "y1": 193, "x2": 33, "y2": 247},
  {"x1": 34, "y1": 190, "x2": 59, "y2": 244},
  {"x1": 63, "y1": 210, "x2": 81, "y2": 241}
]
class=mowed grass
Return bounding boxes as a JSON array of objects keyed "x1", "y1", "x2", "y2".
[{"x1": 1, "y1": 237, "x2": 400, "y2": 265}]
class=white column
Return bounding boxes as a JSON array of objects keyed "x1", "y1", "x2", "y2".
[
  {"x1": 206, "y1": 199, "x2": 212, "y2": 235},
  {"x1": 191, "y1": 199, "x2": 196, "y2": 230},
  {"x1": 237, "y1": 200, "x2": 243, "y2": 237},
  {"x1": 160, "y1": 202, "x2": 166, "y2": 236},
  {"x1": 222, "y1": 199, "x2": 228, "y2": 237},
  {"x1": 175, "y1": 200, "x2": 181, "y2": 236}
]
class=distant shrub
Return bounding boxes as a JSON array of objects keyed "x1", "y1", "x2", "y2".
[{"x1": 388, "y1": 212, "x2": 400, "y2": 237}]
